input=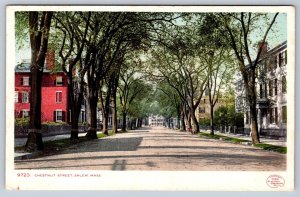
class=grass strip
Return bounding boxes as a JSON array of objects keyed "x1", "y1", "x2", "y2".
[
  {"x1": 199, "y1": 132, "x2": 286, "y2": 154},
  {"x1": 253, "y1": 143, "x2": 287, "y2": 154},
  {"x1": 15, "y1": 130, "x2": 115, "y2": 153}
]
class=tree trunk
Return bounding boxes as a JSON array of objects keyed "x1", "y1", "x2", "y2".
[
  {"x1": 69, "y1": 84, "x2": 84, "y2": 140},
  {"x1": 86, "y1": 96, "x2": 98, "y2": 139},
  {"x1": 190, "y1": 108, "x2": 199, "y2": 133},
  {"x1": 70, "y1": 114, "x2": 79, "y2": 140},
  {"x1": 187, "y1": 112, "x2": 192, "y2": 129},
  {"x1": 26, "y1": 12, "x2": 53, "y2": 151},
  {"x1": 210, "y1": 104, "x2": 214, "y2": 135},
  {"x1": 122, "y1": 110, "x2": 127, "y2": 132},
  {"x1": 181, "y1": 110, "x2": 186, "y2": 131},
  {"x1": 111, "y1": 92, "x2": 118, "y2": 133},
  {"x1": 177, "y1": 107, "x2": 181, "y2": 129},
  {"x1": 250, "y1": 103, "x2": 260, "y2": 143}
]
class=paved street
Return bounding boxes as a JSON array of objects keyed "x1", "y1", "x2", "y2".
[{"x1": 15, "y1": 127, "x2": 286, "y2": 171}]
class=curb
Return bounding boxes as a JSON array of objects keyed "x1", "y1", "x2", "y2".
[{"x1": 15, "y1": 151, "x2": 41, "y2": 161}]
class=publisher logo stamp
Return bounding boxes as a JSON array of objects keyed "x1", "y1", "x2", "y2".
[{"x1": 266, "y1": 175, "x2": 285, "y2": 188}]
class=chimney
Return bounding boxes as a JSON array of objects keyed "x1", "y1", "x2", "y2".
[
  {"x1": 45, "y1": 50, "x2": 55, "y2": 70},
  {"x1": 258, "y1": 41, "x2": 268, "y2": 56}
]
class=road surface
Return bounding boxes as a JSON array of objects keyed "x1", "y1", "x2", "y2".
[{"x1": 15, "y1": 127, "x2": 286, "y2": 171}]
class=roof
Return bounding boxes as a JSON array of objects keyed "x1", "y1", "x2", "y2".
[
  {"x1": 15, "y1": 61, "x2": 61, "y2": 73},
  {"x1": 259, "y1": 41, "x2": 287, "y2": 61},
  {"x1": 245, "y1": 40, "x2": 287, "y2": 68}
]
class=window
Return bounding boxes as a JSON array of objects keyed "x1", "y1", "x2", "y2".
[
  {"x1": 22, "y1": 92, "x2": 29, "y2": 103},
  {"x1": 284, "y1": 50, "x2": 287, "y2": 65},
  {"x1": 268, "y1": 80, "x2": 273, "y2": 96},
  {"x1": 274, "y1": 79, "x2": 277, "y2": 96},
  {"x1": 279, "y1": 50, "x2": 287, "y2": 67},
  {"x1": 15, "y1": 91, "x2": 18, "y2": 103},
  {"x1": 55, "y1": 110, "x2": 63, "y2": 122},
  {"x1": 22, "y1": 110, "x2": 29, "y2": 118},
  {"x1": 282, "y1": 106, "x2": 287, "y2": 124},
  {"x1": 199, "y1": 107, "x2": 205, "y2": 113},
  {"x1": 56, "y1": 91, "x2": 62, "y2": 103},
  {"x1": 270, "y1": 107, "x2": 278, "y2": 124},
  {"x1": 273, "y1": 55, "x2": 277, "y2": 70},
  {"x1": 279, "y1": 52, "x2": 283, "y2": 67},
  {"x1": 259, "y1": 84, "x2": 263, "y2": 98},
  {"x1": 22, "y1": 76, "x2": 30, "y2": 86},
  {"x1": 56, "y1": 76, "x2": 63, "y2": 86},
  {"x1": 282, "y1": 76, "x2": 287, "y2": 93}
]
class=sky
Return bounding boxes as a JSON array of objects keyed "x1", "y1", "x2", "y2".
[{"x1": 15, "y1": 12, "x2": 287, "y2": 65}]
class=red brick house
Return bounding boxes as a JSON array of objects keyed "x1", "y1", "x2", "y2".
[{"x1": 15, "y1": 52, "x2": 69, "y2": 123}]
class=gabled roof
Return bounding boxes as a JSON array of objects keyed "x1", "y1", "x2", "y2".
[
  {"x1": 245, "y1": 40, "x2": 287, "y2": 68},
  {"x1": 15, "y1": 61, "x2": 58, "y2": 73}
]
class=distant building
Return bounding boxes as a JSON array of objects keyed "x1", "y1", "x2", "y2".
[
  {"x1": 149, "y1": 115, "x2": 165, "y2": 126},
  {"x1": 197, "y1": 94, "x2": 228, "y2": 121},
  {"x1": 235, "y1": 41, "x2": 287, "y2": 138}
]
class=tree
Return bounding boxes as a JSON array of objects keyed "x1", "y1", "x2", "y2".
[
  {"x1": 196, "y1": 13, "x2": 234, "y2": 135},
  {"x1": 145, "y1": 21, "x2": 208, "y2": 133},
  {"x1": 25, "y1": 11, "x2": 53, "y2": 151},
  {"x1": 118, "y1": 62, "x2": 150, "y2": 131},
  {"x1": 83, "y1": 12, "x2": 152, "y2": 138},
  {"x1": 54, "y1": 11, "x2": 91, "y2": 140},
  {"x1": 154, "y1": 83, "x2": 181, "y2": 129},
  {"x1": 219, "y1": 12, "x2": 279, "y2": 143}
]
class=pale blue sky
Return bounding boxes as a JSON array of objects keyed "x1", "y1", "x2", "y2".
[{"x1": 15, "y1": 12, "x2": 287, "y2": 64}]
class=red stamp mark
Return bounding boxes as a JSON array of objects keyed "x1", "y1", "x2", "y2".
[{"x1": 266, "y1": 175, "x2": 285, "y2": 188}]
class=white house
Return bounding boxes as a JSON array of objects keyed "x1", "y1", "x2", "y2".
[{"x1": 235, "y1": 41, "x2": 287, "y2": 138}]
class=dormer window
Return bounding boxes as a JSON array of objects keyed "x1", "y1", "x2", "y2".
[
  {"x1": 56, "y1": 76, "x2": 63, "y2": 86},
  {"x1": 22, "y1": 76, "x2": 30, "y2": 86}
]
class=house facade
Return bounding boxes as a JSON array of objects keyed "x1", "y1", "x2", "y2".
[
  {"x1": 235, "y1": 41, "x2": 287, "y2": 138},
  {"x1": 197, "y1": 94, "x2": 228, "y2": 121},
  {"x1": 15, "y1": 52, "x2": 69, "y2": 123}
]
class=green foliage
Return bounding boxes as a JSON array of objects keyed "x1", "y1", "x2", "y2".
[
  {"x1": 254, "y1": 144, "x2": 287, "y2": 154},
  {"x1": 199, "y1": 132, "x2": 286, "y2": 154},
  {"x1": 15, "y1": 117, "x2": 30, "y2": 126},
  {"x1": 97, "y1": 130, "x2": 115, "y2": 138},
  {"x1": 199, "y1": 117, "x2": 210, "y2": 126},
  {"x1": 15, "y1": 12, "x2": 29, "y2": 50},
  {"x1": 214, "y1": 105, "x2": 244, "y2": 127},
  {"x1": 150, "y1": 83, "x2": 180, "y2": 118},
  {"x1": 41, "y1": 121, "x2": 67, "y2": 126}
]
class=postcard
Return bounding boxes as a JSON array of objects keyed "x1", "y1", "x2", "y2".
[{"x1": 6, "y1": 5, "x2": 295, "y2": 191}]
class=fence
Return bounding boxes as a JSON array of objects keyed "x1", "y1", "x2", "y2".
[
  {"x1": 15, "y1": 124, "x2": 91, "y2": 138},
  {"x1": 200, "y1": 125, "x2": 286, "y2": 139}
]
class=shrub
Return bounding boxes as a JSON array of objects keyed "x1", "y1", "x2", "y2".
[
  {"x1": 15, "y1": 117, "x2": 29, "y2": 126},
  {"x1": 199, "y1": 117, "x2": 210, "y2": 126},
  {"x1": 42, "y1": 121, "x2": 67, "y2": 126}
]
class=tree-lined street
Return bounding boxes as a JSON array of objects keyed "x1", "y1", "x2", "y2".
[
  {"x1": 13, "y1": 10, "x2": 289, "y2": 173},
  {"x1": 15, "y1": 127, "x2": 286, "y2": 171}
]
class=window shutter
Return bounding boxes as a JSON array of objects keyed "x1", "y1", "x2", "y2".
[
  {"x1": 28, "y1": 92, "x2": 31, "y2": 103},
  {"x1": 285, "y1": 50, "x2": 287, "y2": 64},
  {"x1": 18, "y1": 92, "x2": 22, "y2": 103},
  {"x1": 275, "y1": 108, "x2": 278, "y2": 124},
  {"x1": 53, "y1": 111, "x2": 56, "y2": 122},
  {"x1": 62, "y1": 111, "x2": 65, "y2": 122},
  {"x1": 274, "y1": 79, "x2": 277, "y2": 95},
  {"x1": 21, "y1": 77, "x2": 23, "y2": 86}
]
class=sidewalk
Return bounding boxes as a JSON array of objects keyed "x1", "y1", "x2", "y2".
[
  {"x1": 14, "y1": 131, "x2": 104, "y2": 159},
  {"x1": 201, "y1": 129, "x2": 286, "y2": 147}
]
